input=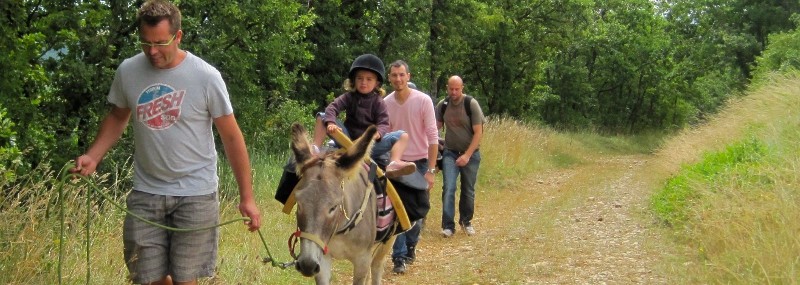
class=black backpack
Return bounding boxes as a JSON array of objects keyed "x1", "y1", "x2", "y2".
[{"x1": 439, "y1": 95, "x2": 474, "y2": 122}]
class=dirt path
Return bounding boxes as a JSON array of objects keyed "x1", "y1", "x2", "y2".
[{"x1": 376, "y1": 154, "x2": 672, "y2": 284}]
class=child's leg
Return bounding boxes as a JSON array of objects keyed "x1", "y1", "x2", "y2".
[
  {"x1": 371, "y1": 130, "x2": 403, "y2": 159},
  {"x1": 389, "y1": 132, "x2": 410, "y2": 163},
  {"x1": 312, "y1": 113, "x2": 327, "y2": 149},
  {"x1": 376, "y1": 131, "x2": 416, "y2": 178}
]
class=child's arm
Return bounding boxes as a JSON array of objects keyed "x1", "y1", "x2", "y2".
[
  {"x1": 374, "y1": 99, "x2": 391, "y2": 139},
  {"x1": 323, "y1": 93, "x2": 351, "y2": 127}
]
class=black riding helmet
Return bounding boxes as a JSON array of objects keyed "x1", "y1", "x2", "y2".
[{"x1": 348, "y1": 54, "x2": 385, "y2": 83}]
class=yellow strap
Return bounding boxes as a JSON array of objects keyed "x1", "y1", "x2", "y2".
[
  {"x1": 281, "y1": 130, "x2": 412, "y2": 231},
  {"x1": 282, "y1": 191, "x2": 296, "y2": 214}
]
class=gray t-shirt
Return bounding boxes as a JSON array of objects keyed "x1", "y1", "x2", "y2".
[
  {"x1": 108, "y1": 52, "x2": 232, "y2": 196},
  {"x1": 435, "y1": 95, "x2": 485, "y2": 152}
]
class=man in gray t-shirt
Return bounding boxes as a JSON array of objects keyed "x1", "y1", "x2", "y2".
[
  {"x1": 71, "y1": 1, "x2": 260, "y2": 284},
  {"x1": 435, "y1": 75, "x2": 485, "y2": 238}
]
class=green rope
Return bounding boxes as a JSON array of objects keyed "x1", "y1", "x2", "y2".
[{"x1": 55, "y1": 163, "x2": 293, "y2": 285}]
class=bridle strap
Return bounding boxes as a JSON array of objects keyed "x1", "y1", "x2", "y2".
[
  {"x1": 289, "y1": 229, "x2": 329, "y2": 259},
  {"x1": 335, "y1": 178, "x2": 372, "y2": 235}
]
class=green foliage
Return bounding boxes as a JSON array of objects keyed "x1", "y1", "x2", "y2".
[
  {"x1": 651, "y1": 137, "x2": 768, "y2": 228},
  {"x1": 752, "y1": 14, "x2": 800, "y2": 81},
  {"x1": 0, "y1": 106, "x2": 21, "y2": 182},
  {"x1": 179, "y1": 0, "x2": 315, "y2": 151},
  {"x1": 0, "y1": 1, "x2": 315, "y2": 183},
  {"x1": 4, "y1": 0, "x2": 800, "y2": 188},
  {"x1": 260, "y1": 99, "x2": 317, "y2": 152},
  {"x1": 294, "y1": 0, "x2": 383, "y2": 108}
]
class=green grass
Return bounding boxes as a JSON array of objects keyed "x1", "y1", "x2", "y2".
[{"x1": 651, "y1": 137, "x2": 768, "y2": 229}]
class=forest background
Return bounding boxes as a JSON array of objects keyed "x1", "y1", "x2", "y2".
[{"x1": 3, "y1": 0, "x2": 800, "y2": 188}]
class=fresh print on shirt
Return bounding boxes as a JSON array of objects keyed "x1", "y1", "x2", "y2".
[{"x1": 136, "y1": 83, "x2": 186, "y2": 130}]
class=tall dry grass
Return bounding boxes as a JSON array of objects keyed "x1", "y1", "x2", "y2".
[
  {"x1": 652, "y1": 74, "x2": 800, "y2": 284},
  {"x1": 0, "y1": 162, "x2": 129, "y2": 284},
  {"x1": 478, "y1": 116, "x2": 660, "y2": 188},
  {"x1": 478, "y1": 116, "x2": 553, "y2": 188},
  {"x1": 0, "y1": 116, "x2": 592, "y2": 284},
  {"x1": 0, "y1": 153, "x2": 316, "y2": 284}
]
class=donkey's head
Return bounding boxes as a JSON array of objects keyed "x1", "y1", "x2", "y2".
[{"x1": 289, "y1": 123, "x2": 376, "y2": 278}]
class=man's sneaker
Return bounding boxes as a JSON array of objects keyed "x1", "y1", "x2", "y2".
[
  {"x1": 406, "y1": 246, "x2": 416, "y2": 264},
  {"x1": 385, "y1": 160, "x2": 416, "y2": 178},
  {"x1": 441, "y1": 228, "x2": 454, "y2": 238},
  {"x1": 392, "y1": 258, "x2": 406, "y2": 274},
  {"x1": 462, "y1": 225, "x2": 476, "y2": 236}
]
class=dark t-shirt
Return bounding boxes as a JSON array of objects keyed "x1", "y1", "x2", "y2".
[
  {"x1": 435, "y1": 95, "x2": 485, "y2": 152},
  {"x1": 324, "y1": 90, "x2": 391, "y2": 139}
]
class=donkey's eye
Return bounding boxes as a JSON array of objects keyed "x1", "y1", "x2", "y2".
[{"x1": 329, "y1": 206, "x2": 338, "y2": 214}]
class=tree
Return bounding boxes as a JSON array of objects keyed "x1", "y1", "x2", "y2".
[{"x1": 294, "y1": 0, "x2": 382, "y2": 110}]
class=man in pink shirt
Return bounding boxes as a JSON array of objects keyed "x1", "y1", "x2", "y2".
[{"x1": 383, "y1": 60, "x2": 439, "y2": 274}]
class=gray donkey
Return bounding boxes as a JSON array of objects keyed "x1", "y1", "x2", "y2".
[{"x1": 289, "y1": 123, "x2": 397, "y2": 285}]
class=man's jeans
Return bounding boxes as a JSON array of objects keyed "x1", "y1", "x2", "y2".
[
  {"x1": 391, "y1": 159, "x2": 428, "y2": 260},
  {"x1": 441, "y1": 149, "x2": 481, "y2": 231}
]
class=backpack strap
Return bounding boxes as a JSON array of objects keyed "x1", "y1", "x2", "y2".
[
  {"x1": 439, "y1": 95, "x2": 473, "y2": 122},
  {"x1": 463, "y1": 95, "x2": 473, "y2": 119},
  {"x1": 439, "y1": 97, "x2": 449, "y2": 120}
]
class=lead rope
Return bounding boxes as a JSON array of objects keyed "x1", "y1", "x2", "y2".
[{"x1": 54, "y1": 162, "x2": 293, "y2": 285}]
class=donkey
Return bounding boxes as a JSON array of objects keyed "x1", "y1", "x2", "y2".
[{"x1": 288, "y1": 123, "x2": 396, "y2": 285}]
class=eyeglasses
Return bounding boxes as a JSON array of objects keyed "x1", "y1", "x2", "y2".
[{"x1": 139, "y1": 34, "x2": 176, "y2": 48}]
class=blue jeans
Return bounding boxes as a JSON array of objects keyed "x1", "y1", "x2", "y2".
[
  {"x1": 391, "y1": 159, "x2": 428, "y2": 261},
  {"x1": 372, "y1": 130, "x2": 404, "y2": 161},
  {"x1": 441, "y1": 149, "x2": 481, "y2": 231}
]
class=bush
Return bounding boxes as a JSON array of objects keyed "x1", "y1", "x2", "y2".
[
  {"x1": 0, "y1": 106, "x2": 22, "y2": 184},
  {"x1": 259, "y1": 99, "x2": 317, "y2": 152},
  {"x1": 752, "y1": 15, "x2": 800, "y2": 81}
]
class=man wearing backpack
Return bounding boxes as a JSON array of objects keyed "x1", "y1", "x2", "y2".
[{"x1": 435, "y1": 75, "x2": 485, "y2": 238}]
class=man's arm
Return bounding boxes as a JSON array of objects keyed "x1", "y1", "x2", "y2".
[
  {"x1": 456, "y1": 124, "x2": 483, "y2": 167},
  {"x1": 463, "y1": 124, "x2": 483, "y2": 157},
  {"x1": 424, "y1": 143, "x2": 438, "y2": 189},
  {"x1": 459, "y1": 100, "x2": 483, "y2": 164},
  {"x1": 424, "y1": 97, "x2": 440, "y2": 188},
  {"x1": 72, "y1": 106, "x2": 131, "y2": 176},
  {"x1": 214, "y1": 113, "x2": 261, "y2": 231}
]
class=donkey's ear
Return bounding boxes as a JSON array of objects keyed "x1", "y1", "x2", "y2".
[
  {"x1": 290, "y1": 123, "x2": 313, "y2": 165},
  {"x1": 336, "y1": 125, "x2": 376, "y2": 170}
]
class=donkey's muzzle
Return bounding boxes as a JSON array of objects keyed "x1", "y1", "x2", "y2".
[{"x1": 296, "y1": 259, "x2": 320, "y2": 277}]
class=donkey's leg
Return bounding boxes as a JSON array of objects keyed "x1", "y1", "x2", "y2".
[
  {"x1": 369, "y1": 235, "x2": 397, "y2": 285},
  {"x1": 351, "y1": 250, "x2": 375, "y2": 285},
  {"x1": 315, "y1": 255, "x2": 333, "y2": 285}
]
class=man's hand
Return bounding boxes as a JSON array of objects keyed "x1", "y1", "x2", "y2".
[
  {"x1": 456, "y1": 154, "x2": 470, "y2": 167},
  {"x1": 71, "y1": 154, "x2": 99, "y2": 177},
  {"x1": 425, "y1": 172, "x2": 435, "y2": 190},
  {"x1": 239, "y1": 199, "x2": 261, "y2": 232}
]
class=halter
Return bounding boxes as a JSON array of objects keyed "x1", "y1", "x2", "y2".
[{"x1": 288, "y1": 156, "x2": 372, "y2": 259}]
